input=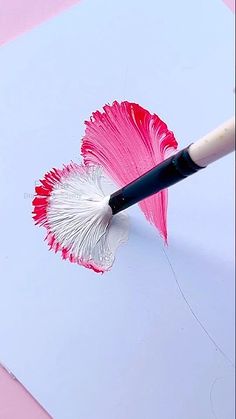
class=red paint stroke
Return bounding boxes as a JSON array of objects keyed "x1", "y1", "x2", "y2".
[
  {"x1": 32, "y1": 162, "x2": 104, "y2": 273},
  {"x1": 82, "y1": 101, "x2": 178, "y2": 242},
  {"x1": 0, "y1": 0, "x2": 80, "y2": 46}
]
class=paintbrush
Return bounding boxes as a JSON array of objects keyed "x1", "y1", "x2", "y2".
[
  {"x1": 109, "y1": 117, "x2": 235, "y2": 214},
  {"x1": 33, "y1": 117, "x2": 235, "y2": 273}
]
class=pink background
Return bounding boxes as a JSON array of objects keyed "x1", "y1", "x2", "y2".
[
  {"x1": 0, "y1": 364, "x2": 51, "y2": 418},
  {"x1": 223, "y1": 0, "x2": 235, "y2": 12},
  {"x1": 0, "y1": 0, "x2": 80, "y2": 45}
]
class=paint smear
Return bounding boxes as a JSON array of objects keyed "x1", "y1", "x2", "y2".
[
  {"x1": 0, "y1": 363, "x2": 52, "y2": 419},
  {"x1": 33, "y1": 101, "x2": 177, "y2": 271},
  {"x1": 82, "y1": 101, "x2": 178, "y2": 242},
  {"x1": 0, "y1": 0, "x2": 80, "y2": 46},
  {"x1": 33, "y1": 163, "x2": 128, "y2": 273}
]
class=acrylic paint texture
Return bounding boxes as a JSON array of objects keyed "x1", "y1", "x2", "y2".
[
  {"x1": 82, "y1": 101, "x2": 178, "y2": 242},
  {"x1": 33, "y1": 101, "x2": 178, "y2": 272},
  {"x1": 33, "y1": 163, "x2": 128, "y2": 272}
]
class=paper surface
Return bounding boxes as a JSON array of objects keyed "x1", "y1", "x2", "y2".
[{"x1": 0, "y1": 0, "x2": 234, "y2": 418}]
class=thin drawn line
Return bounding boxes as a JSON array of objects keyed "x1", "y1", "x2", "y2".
[
  {"x1": 162, "y1": 246, "x2": 235, "y2": 369},
  {"x1": 210, "y1": 377, "x2": 222, "y2": 419}
]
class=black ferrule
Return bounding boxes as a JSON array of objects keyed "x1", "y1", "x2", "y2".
[{"x1": 109, "y1": 147, "x2": 203, "y2": 215}]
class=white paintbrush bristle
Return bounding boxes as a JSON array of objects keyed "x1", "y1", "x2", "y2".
[{"x1": 33, "y1": 163, "x2": 128, "y2": 273}]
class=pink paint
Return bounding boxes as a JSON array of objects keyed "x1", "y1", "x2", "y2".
[
  {"x1": 0, "y1": 363, "x2": 51, "y2": 419},
  {"x1": 0, "y1": 0, "x2": 80, "y2": 46},
  {"x1": 222, "y1": 0, "x2": 235, "y2": 12},
  {"x1": 33, "y1": 102, "x2": 177, "y2": 270},
  {"x1": 82, "y1": 101, "x2": 178, "y2": 242}
]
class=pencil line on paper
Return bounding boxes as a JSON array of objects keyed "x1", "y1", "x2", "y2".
[
  {"x1": 162, "y1": 246, "x2": 235, "y2": 369},
  {"x1": 210, "y1": 377, "x2": 222, "y2": 419}
]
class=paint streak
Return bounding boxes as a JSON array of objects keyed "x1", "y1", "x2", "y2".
[
  {"x1": 0, "y1": 0, "x2": 80, "y2": 46},
  {"x1": 33, "y1": 102, "x2": 177, "y2": 270},
  {"x1": 33, "y1": 163, "x2": 128, "y2": 272},
  {"x1": 33, "y1": 163, "x2": 101, "y2": 272},
  {"x1": 82, "y1": 101, "x2": 178, "y2": 242}
]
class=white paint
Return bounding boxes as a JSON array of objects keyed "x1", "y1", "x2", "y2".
[
  {"x1": 189, "y1": 117, "x2": 235, "y2": 167},
  {"x1": 47, "y1": 166, "x2": 129, "y2": 271}
]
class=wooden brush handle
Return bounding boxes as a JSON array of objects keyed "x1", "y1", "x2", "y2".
[{"x1": 189, "y1": 117, "x2": 235, "y2": 167}]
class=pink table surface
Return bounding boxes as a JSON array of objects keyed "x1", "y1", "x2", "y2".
[
  {"x1": 0, "y1": 364, "x2": 51, "y2": 418},
  {"x1": 0, "y1": 0, "x2": 80, "y2": 45}
]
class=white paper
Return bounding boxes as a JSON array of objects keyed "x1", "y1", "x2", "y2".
[{"x1": 0, "y1": 0, "x2": 234, "y2": 418}]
